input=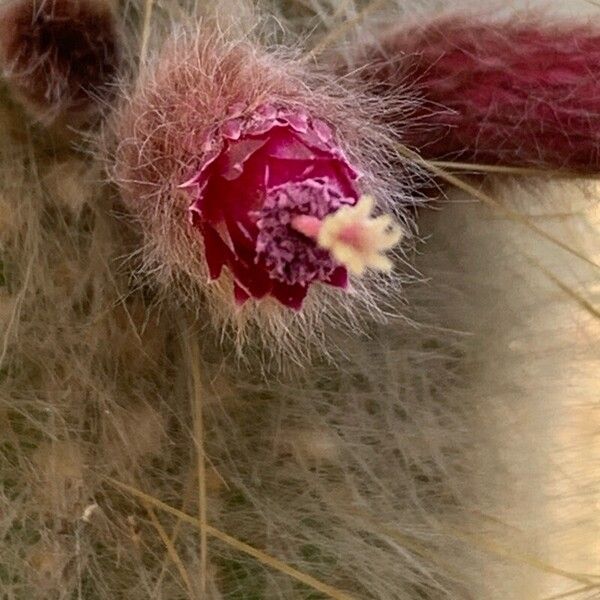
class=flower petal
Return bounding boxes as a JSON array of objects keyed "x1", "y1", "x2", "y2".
[
  {"x1": 218, "y1": 138, "x2": 269, "y2": 181},
  {"x1": 325, "y1": 266, "x2": 348, "y2": 289},
  {"x1": 270, "y1": 280, "x2": 309, "y2": 310},
  {"x1": 196, "y1": 222, "x2": 231, "y2": 280}
]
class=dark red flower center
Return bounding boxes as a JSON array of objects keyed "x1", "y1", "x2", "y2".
[{"x1": 182, "y1": 104, "x2": 360, "y2": 309}]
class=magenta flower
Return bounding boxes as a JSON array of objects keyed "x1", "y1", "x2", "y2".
[{"x1": 181, "y1": 104, "x2": 361, "y2": 310}]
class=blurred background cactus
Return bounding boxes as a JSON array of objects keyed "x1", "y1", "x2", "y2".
[{"x1": 0, "y1": 0, "x2": 121, "y2": 126}]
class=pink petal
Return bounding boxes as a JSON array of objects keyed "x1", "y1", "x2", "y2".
[
  {"x1": 325, "y1": 267, "x2": 348, "y2": 289},
  {"x1": 287, "y1": 111, "x2": 309, "y2": 133},
  {"x1": 219, "y1": 138, "x2": 269, "y2": 181},
  {"x1": 232, "y1": 260, "x2": 272, "y2": 299},
  {"x1": 271, "y1": 281, "x2": 309, "y2": 310},
  {"x1": 266, "y1": 131, "x2": 319, "y2": 160},
  {"x1": 196, "y1": 222, "x2": 231, "y2": 280},
  {"x1": 222, "y1": 118, "x2": 243, "y2": 140},
  {"x1": 255, "y1": 104, "x2": 277, "y2": 119},
  {"x1": 246, "y1": 119, "x2": 277, "y2": 136}
]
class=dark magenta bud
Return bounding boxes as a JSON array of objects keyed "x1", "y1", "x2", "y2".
[{"x1": 0, "y1": 0, "x2": 121, "y2": 125}]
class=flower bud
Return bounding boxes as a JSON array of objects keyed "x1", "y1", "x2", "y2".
[{"x1": 0, "y1": 0, "x2": 121, "y2": 125}]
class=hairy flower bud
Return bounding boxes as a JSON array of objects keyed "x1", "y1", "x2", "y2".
[{"x1": 108, "y1": 28, "x2": 410, "y2": 353}]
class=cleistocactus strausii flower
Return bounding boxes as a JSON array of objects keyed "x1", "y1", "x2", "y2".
[
  {"x1": 179, "y1": 103, "x2": 400, "y2": 309},
  {"x1": 109, "y1": 29, "x2": 407, "y2": 336}
]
